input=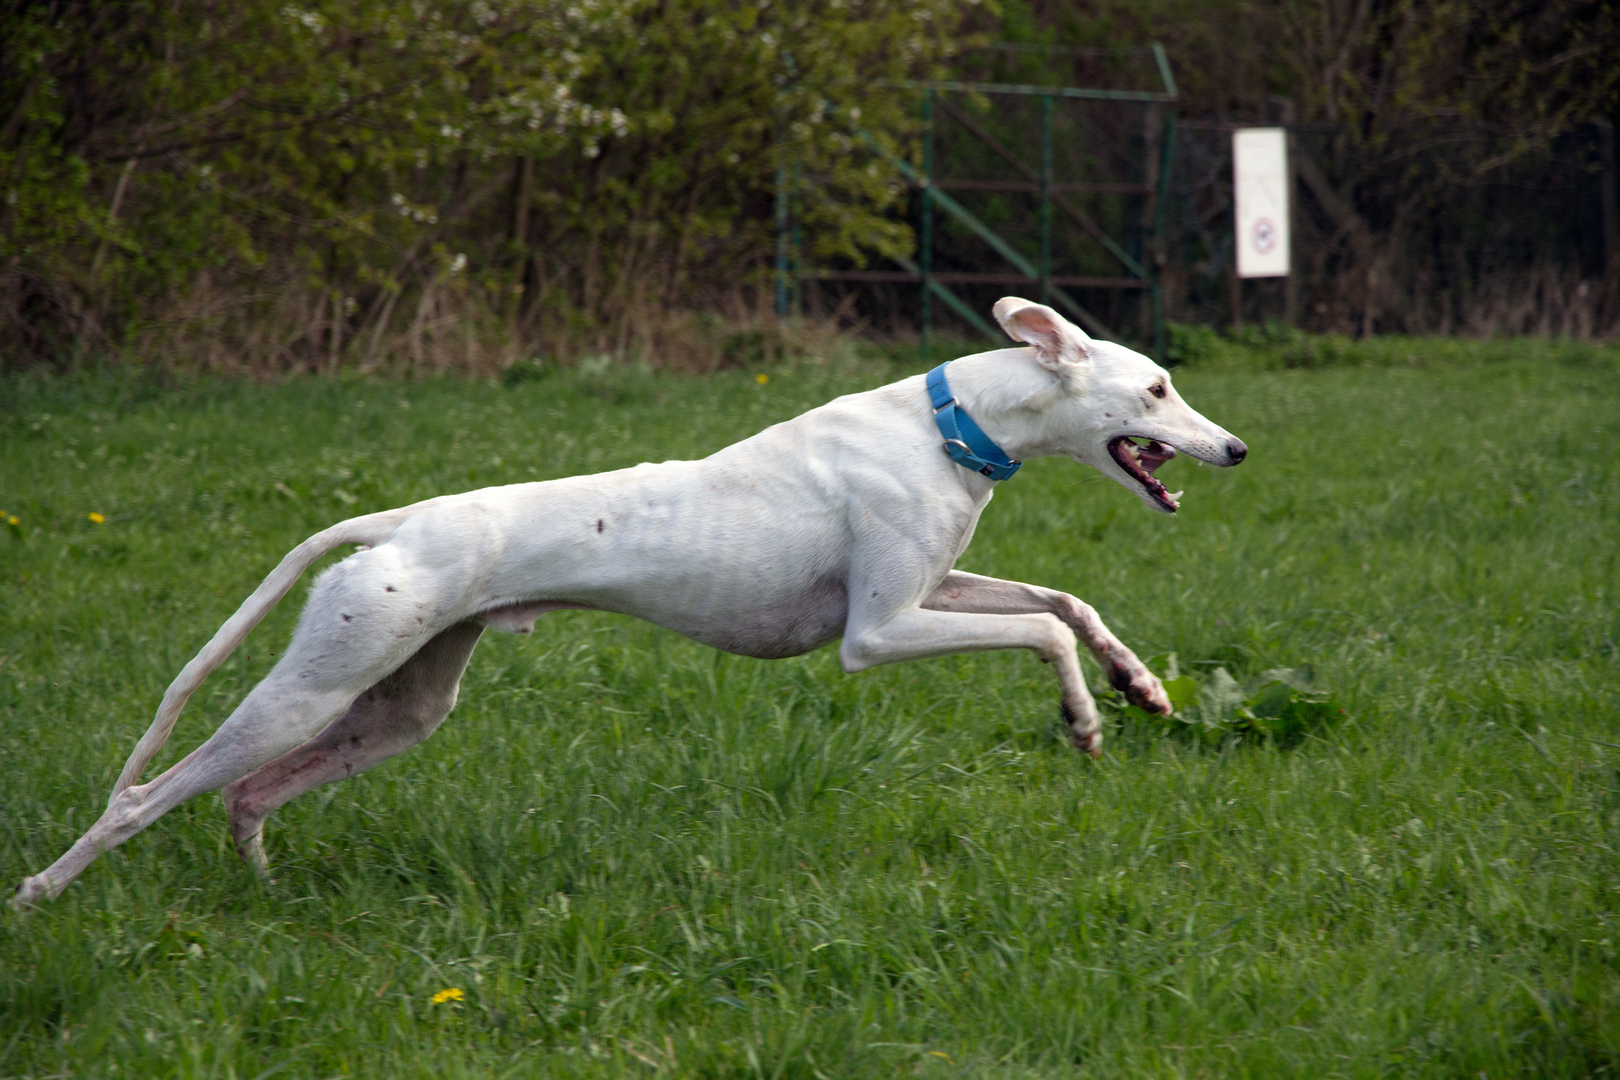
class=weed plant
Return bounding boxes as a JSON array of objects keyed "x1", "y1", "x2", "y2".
[{"x1": 1, "y1": 344, "x2": 1617, "y2": 1077}]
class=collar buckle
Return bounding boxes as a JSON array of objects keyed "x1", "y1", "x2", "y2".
[{"x1": 925, "y1": 363, "x2": 1022, "y2": 482}]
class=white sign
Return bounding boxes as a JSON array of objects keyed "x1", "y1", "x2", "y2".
[{"x1": 1233, "y1": 127, "x2": 1290, "y2": 278}]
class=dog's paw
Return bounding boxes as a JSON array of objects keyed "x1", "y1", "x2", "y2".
[
  {"x1": 1068, "y1": 728, "x2": 1103, "y2": 759},
  {"x1": 11, "y1": 875, "x2": 49, "y2": 911},
  {"x1": 1061, "y1": 701, "x2": 1104, "y2": 759},
  {"x1": 233, "y1": 835, "x2": 273, "y2": 880},
  {"x1": 1110, "y1": 662, "x2": 1172, "y2": 716}
]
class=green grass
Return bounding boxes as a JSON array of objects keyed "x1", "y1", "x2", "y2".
[{"x1": 2, "y1": 345, "x2": 1618, "y2": 1078}]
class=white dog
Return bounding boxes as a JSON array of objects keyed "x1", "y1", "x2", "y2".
[{"x1": 13, "y1": 298, "x2": 1245, "y2": 907}]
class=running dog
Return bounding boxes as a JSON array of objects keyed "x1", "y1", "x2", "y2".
[{"x1": 13, "y1": 298, "x2": 1246, "y2": 907}]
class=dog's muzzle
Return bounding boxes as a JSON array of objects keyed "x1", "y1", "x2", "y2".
[{"x1": 1109, "y1": 436, "x2": 1182, "y2": 512}]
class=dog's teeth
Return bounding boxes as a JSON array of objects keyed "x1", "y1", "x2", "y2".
[{"x1": 1168, "y1": 491, "x2": 1182, "y2": 501}]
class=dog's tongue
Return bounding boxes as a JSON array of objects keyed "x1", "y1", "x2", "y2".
[{"x1": 1137, "y1": 440, "x2": 1176, "y2": 474}]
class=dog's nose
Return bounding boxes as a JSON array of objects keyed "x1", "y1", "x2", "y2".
[{"x1": 1225, "y1": 437, "x2": 1248, "y2": 465}]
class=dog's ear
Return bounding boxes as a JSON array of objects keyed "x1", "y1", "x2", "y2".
[{"x1": 992, "y1": 297, "x2": 1091, "y2": 368}]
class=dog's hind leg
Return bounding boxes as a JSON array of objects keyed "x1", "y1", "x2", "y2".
[
  {"x1": 13, "y1": 552, "x2": 452, "y2": 906},
  {"x1": 921, "y1": 570, "x2": 1172, "y2": 752},
  {"x1": 223, "y1": 621, "x2": 484, "y2": 876},
  {"x1": 14, "y1": 673, "x2": 375, "y2": 905}
]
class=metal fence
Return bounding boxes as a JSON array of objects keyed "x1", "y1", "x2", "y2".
[
  {"x1": 793, "y1": 50, "x2": 1620, "y2": 349},
  {"x1": 789, "y1": 44, "x2": 1176, "y2": 355},
  {"x1": 1166, "y1": 116, "x2": 1620, "y2": 338}
]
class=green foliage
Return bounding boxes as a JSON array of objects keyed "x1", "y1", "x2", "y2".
[
  {"x1": 1100, "y1": 654, "x2": 1345, "y2": 746},
  {"x1": 3, "y1": 347, "x2": 1619, "y2": 1075},
  {"x1": 2, "y1": 0, "x2": 619, "y2": 357},
  {"x1": 0, "y1": 0, "x2": 971, "y2": 366},
  {"x1": 6, "y1": 0, "x2": 1617, "y2": 363}
]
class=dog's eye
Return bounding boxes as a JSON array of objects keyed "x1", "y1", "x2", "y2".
[{"x1": 1149, "y1": 383, "x2": 1166, "y2": 399}]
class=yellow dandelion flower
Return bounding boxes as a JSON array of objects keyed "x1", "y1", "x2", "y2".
[
  {"x1": 6, "y1": 515, "x2": 16, "y2": 526},
  {"x1": 88, "y1": 512, "x2": 106, "y2": 524},
  {"x1": 431, "y1": 987, "x2": 464, "y2": 1004},
  {"x1": 755, "y1": 373, "x2": 769, "y2": 385}
]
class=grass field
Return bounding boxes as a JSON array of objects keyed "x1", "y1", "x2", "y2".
[{"x1": 3, "y1": 342, "x2": 1619, "y2": 1078}]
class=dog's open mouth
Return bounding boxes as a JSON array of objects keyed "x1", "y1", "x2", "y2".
[{"x1": 1109, "y1": 436, "x2": 1182, "y2": 512}]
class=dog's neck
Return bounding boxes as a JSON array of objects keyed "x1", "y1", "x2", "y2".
[{"x1": 933, "y1": 347, "x2": 1082, "y2": 463}]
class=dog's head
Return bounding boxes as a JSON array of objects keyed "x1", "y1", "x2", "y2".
[{"x1": 992, "y1": 296, "x2": 1247, "y2": 514}]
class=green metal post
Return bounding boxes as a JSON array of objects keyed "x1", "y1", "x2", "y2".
[
  {"x1": 774, "y1": 159, "x2": 789, "y2": 318},
  {"x1": 851, "y1": 120, "x2": 1118, "y2": 338},
  {"x1": 1040, "y1": 94, "x2": 1053, "y2": 305},
  {"x1": 1149, "y1": 42, "x2": 1177, "y2": 361},
  {"x1": 790, "y1": 158, "x2": 802, "y2": 317},
  {"x1": 1151, "y1": 109, "x2": 1176, "y2": 363},
  {"x1": 1150, "y1": 42, "x2": 1178, "y2": 100},
  {"x1": 921, "y1": 89, "x2": 934, "y2": 360}
]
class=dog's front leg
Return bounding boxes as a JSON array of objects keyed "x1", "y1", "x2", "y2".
[
  {"x1": 839, "y1": 603, "x2": 1106, "y2": 757},
  {"x1": 922, "y1": 570, "x2": 1172, "y2": 719}
]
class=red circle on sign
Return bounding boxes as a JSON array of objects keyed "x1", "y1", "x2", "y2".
[{"x1": 1251, "y1": 217, "x2": 1278, "y2": 254}]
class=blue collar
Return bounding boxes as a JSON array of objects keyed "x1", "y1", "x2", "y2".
[{"x1": 926, "y1": 363, "x2": 1022, "y2": 481}]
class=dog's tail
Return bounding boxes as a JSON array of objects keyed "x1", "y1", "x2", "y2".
[{"x1": 110, "y1": 508, "x2": 414, "y2": 802}]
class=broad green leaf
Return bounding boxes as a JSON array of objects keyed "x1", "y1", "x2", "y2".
[{"x1": 1161, "y1": 675, "x2": 1200, "y2": 710}]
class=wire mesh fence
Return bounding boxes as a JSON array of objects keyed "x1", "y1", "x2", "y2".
[
  {"x1": 801, "y1": 59, "x2": 1619, "y2": 348},
  {"x1": 1166, "y1": 118, "x2": 1619, "y2": 337}
]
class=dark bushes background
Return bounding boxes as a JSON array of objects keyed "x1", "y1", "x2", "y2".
[
  {"x1": 3, "y1": 0, "x2": 1618, "y2": 373},
  {"x1": 0, "y1": 0, "x2": 965, "y2": 372}
]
